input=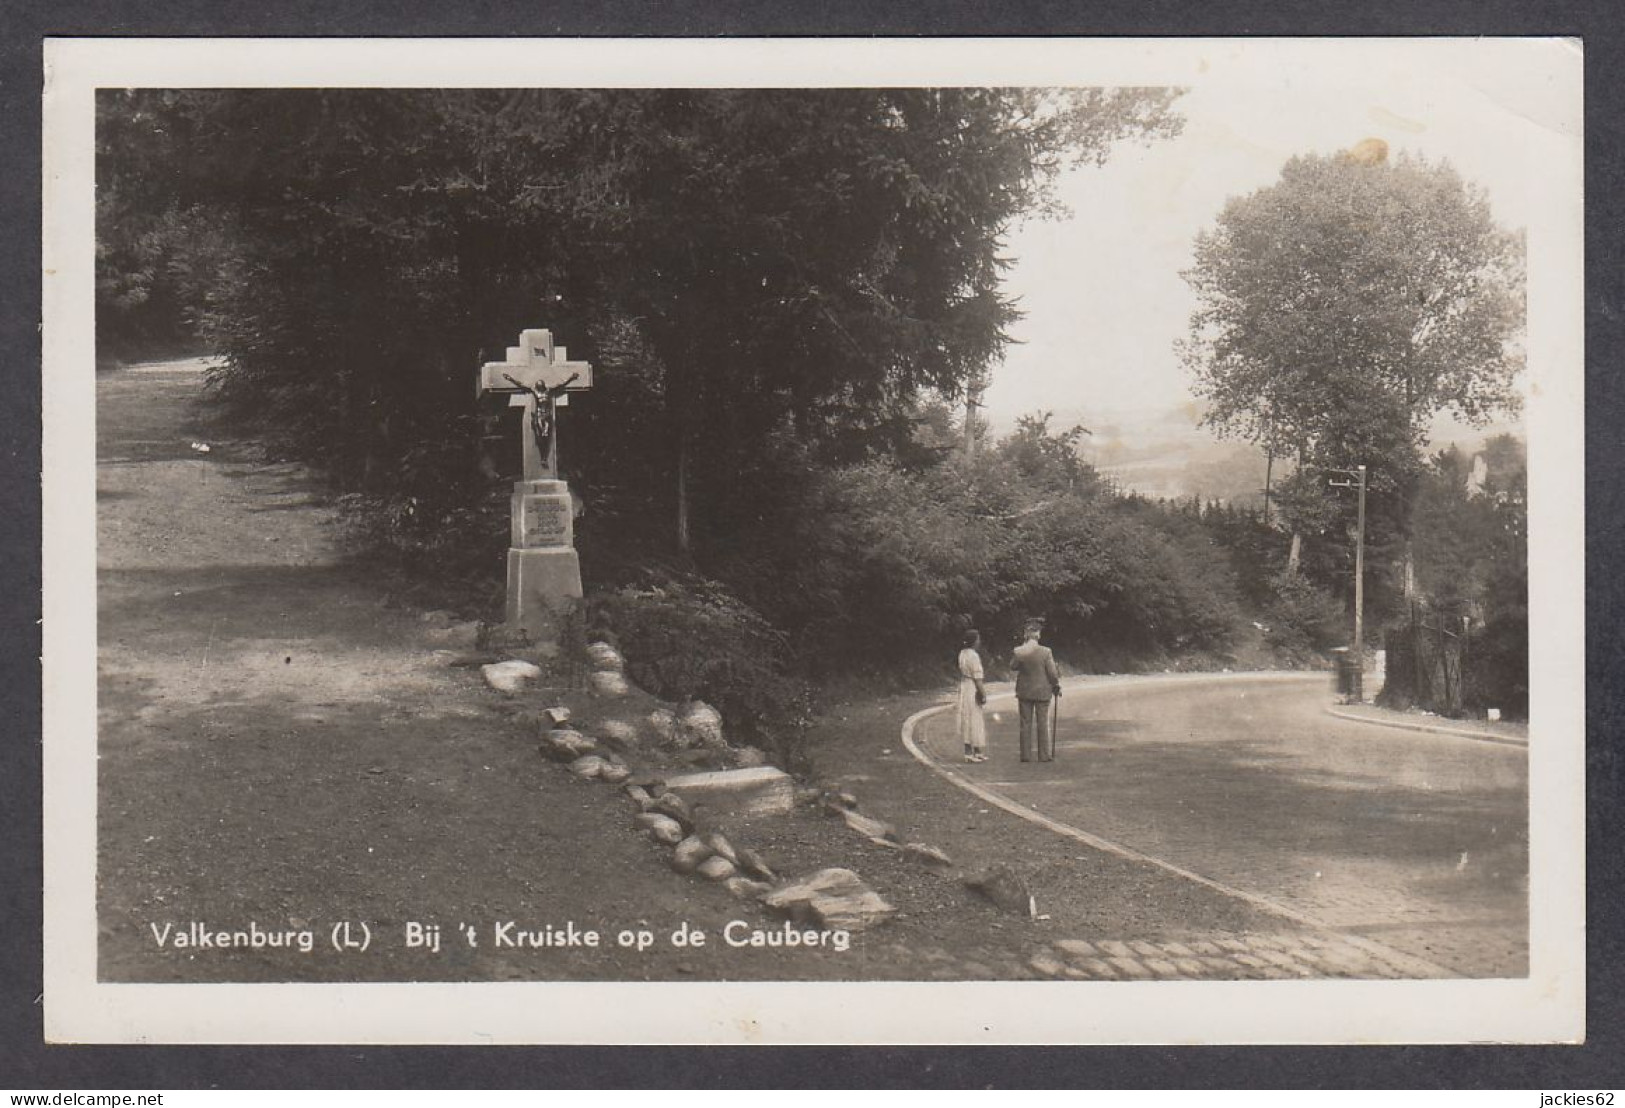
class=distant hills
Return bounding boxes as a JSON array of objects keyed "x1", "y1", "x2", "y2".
[{"x1": 988, "y1": 403, "x2": 1525, "y2": 506}]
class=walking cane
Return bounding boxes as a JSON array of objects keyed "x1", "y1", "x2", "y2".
[{"x1": 1050, "y1": 694, "x2": 1060, "y2": 762}]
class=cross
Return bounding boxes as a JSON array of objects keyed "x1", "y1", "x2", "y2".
[{"x1": 477, "y1": 328, "x2": 593, "y2": 480}]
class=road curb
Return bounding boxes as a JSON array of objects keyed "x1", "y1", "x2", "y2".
[
  {"x1": 900, "y1": 672, "x2": 1457, "y2": 980},
  {"x1": 1323, "y1": 705, "x2": 1528, "y2": 747}
]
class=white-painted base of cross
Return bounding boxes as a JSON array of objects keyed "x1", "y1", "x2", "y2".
[
  {"x1": 506, "y1": 547, "x2": 582, "y2": 641},
  {"x1": 504, "y1": 477, "x2": 583, "y2": 641}
]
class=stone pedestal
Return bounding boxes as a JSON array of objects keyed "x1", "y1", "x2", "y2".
[{"x1": 505, "y1": 478, "x2": 582, "y2": 640}]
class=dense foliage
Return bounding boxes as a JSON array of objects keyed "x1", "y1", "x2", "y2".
[
  {"x1": 1378, "y1": 437, "x2": 1528, "y2": 718},
  {"x1": 592, "y1": 414, "x2": 1260, "y2": 689},
  {"x1": 97, "y1": 87, "x2": 1181, "y2": 544}
]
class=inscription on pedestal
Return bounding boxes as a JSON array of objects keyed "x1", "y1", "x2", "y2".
[{"x1": 515, "y1": 494, "x2": 573, "y2": 549}]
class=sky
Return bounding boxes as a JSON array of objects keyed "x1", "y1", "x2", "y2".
[{"x1": 982, "y1": 69, "x2": 1545, "y2": 434}]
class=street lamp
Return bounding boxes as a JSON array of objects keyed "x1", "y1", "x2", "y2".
[{"x1": 1328, "y1": 464, "x2": 1368, "y2": 702}]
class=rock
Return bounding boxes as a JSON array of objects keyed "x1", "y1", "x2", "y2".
[
  {"x1": 511, "y1": 707, "x2": 553, "y2": 729},
  {"x1": 599, "y1": 762, "x2": 632, "y2": 785},
  {"x1": 539, "y1": 729, "x2": 599, "y2": 762},
  {"x1": 541, "y1": 706, "x2": 572, "y2": 729},
  {"x1": 675, "y1": 748, "x2": 719, "y2": 768},
  {"x1": 549, "y1": 728, "x2": 599, "y2": 751},
  {"x1": 735, "y1": 847, "x2": 777, "y2": 883},
  {"x1": 820, "y1": 790, "x2": 859, "y2": 813},
  {"x1": 648, "y1": 707, "x2": 683, "y2": 746},
  {"x1": 569, "y1": 754, "x2": 607, "y2": 779},
  {"x1": 725, "y1": 875, "x2": 774, "y2": 900},
  {"x1": 671, "y1": 836, "x2": 712, "y2": 874},
  {"x1": 585, "y1": 641, "x2": 625, "y2": 672},
  {"x1": 964, "y1": 866, "x2": 1036, "y2": 917},
  {"x1": 589, "y1": 670, "x2": 631, "y2": 698},
  {"x1": 597, "y1": 719, "x2": 639, "y2": 746},
  {"x1": 762, "y1": 868, "x2": 895, "y2": 933},
  {"x1": 733, "y1": 745, "x2": 769, "y2": 768},
  {"x1": 702, "y1": 832, "x2": 739, "y2": 866},
  {"x1": 650, "y1": 823, "x2": 686, "y2": 846},
  {"x1": 679, "y1": 700, "x2": 726, "y2": 749},
  {"x1": 664, "y1": 766, "x2": 796, "y2": 819},
  {"x1": 902, "y1": 843, "x2": 954, "y2": 869},
  {"x1": 696, "y1": 855, "x2": 737, "y2": 881},
  {"x1": 481, "y1": 659, "x2": 542, "y2": 693},
  {"x1": 650, "y1": 792, "x2": 694, "y2": 830},
  {"x1": 839, "y1": 807, "x2": 899, "y2": 843},
  {"x1": 634, "y1": 813, "x2": 685, "y2": 845},
  {"x1": 623, "y1": 784, "x2": 653, "y2": 809}
]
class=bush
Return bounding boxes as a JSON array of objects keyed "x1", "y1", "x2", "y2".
[
  {"x1": 1462, "y1": 552, "x2": 1529, "y2": 720},
  {"x1": 710, "y1": 422, "x2": 1251, "y2": 681},
  {"x1": 1260, "y1": 571, "x2": 1346, "y2": 663},
  {"x1": 587, "y1": 575, "x2": 815, "y2": 768}
]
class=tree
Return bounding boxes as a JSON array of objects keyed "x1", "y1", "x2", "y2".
[
  {"x1": 559, "y1": 88, "x2": 1184, "y2": 556},
  {"x1": 1179, "y1": 144, "x2": 1524, "y2": 619},
  {"x1": 100, "y1": 88, "x2": 1184, "y2": 571},
  {"x1": 1183, "y1": 146, "x2": 1522, "y2": 463}
]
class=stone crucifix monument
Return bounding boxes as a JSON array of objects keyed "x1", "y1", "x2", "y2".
[{"x1": 477, "y1": 327, "x2": 593, "y2": 640}]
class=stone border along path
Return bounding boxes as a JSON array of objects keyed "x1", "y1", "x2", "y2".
[
  {"x1": 1322, "y1": 704, "x2": 1529, "y2": 748},
  {"x1": 503, "y1": 641, "x2": 901, "y2": 935},
  {"x1": 901, "y1": 672, "x2": 1457, "y2": 981}
]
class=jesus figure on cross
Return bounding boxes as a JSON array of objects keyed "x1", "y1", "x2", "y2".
[
  {"x1": 503, "y1": 370, "x2": 580, "y2": 471},
  {"x1": 477, "y1": 327, "x2": 593, "y2": 482}
]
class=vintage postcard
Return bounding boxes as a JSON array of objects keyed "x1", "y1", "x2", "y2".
[{"x1": 42, "y1": 37, "x2": 1584, "y2": 1044}]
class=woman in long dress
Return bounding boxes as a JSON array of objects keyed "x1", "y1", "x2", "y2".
[{"x1": 957, "y1": 630, "x2": 989, "y2": 763}]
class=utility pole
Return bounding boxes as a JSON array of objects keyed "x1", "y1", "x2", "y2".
[
  {"x1": 1262, "y1": 445, "x2": 1274, "y2": 525},
  {"x1": 1329, "y1": 464, "x2": 1368, "y2": 701},
  {"x1": 1261, "y1": 408, "x2": 1275, "y2": 526}
]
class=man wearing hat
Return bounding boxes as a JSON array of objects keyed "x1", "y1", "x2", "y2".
[{"x1": 1010, "y1": 618, "x2": 1062, "y2": 762}]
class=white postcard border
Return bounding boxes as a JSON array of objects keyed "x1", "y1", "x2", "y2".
[{"x1": 42, "y1": 35, "x2": 1585, "y2": 1045}]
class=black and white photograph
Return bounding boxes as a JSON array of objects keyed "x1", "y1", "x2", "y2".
[{"x1": 41, "y1": 36, "x2": 1584, "y2": 1044}]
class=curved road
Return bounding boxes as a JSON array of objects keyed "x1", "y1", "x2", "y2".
[{"x1": 916, "y1": 673, "x2": 1528, "y2": 978}]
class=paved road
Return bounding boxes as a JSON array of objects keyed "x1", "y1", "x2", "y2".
[{"x1": 918, "y1": 673, "x2": 1528, "y2": 978}]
